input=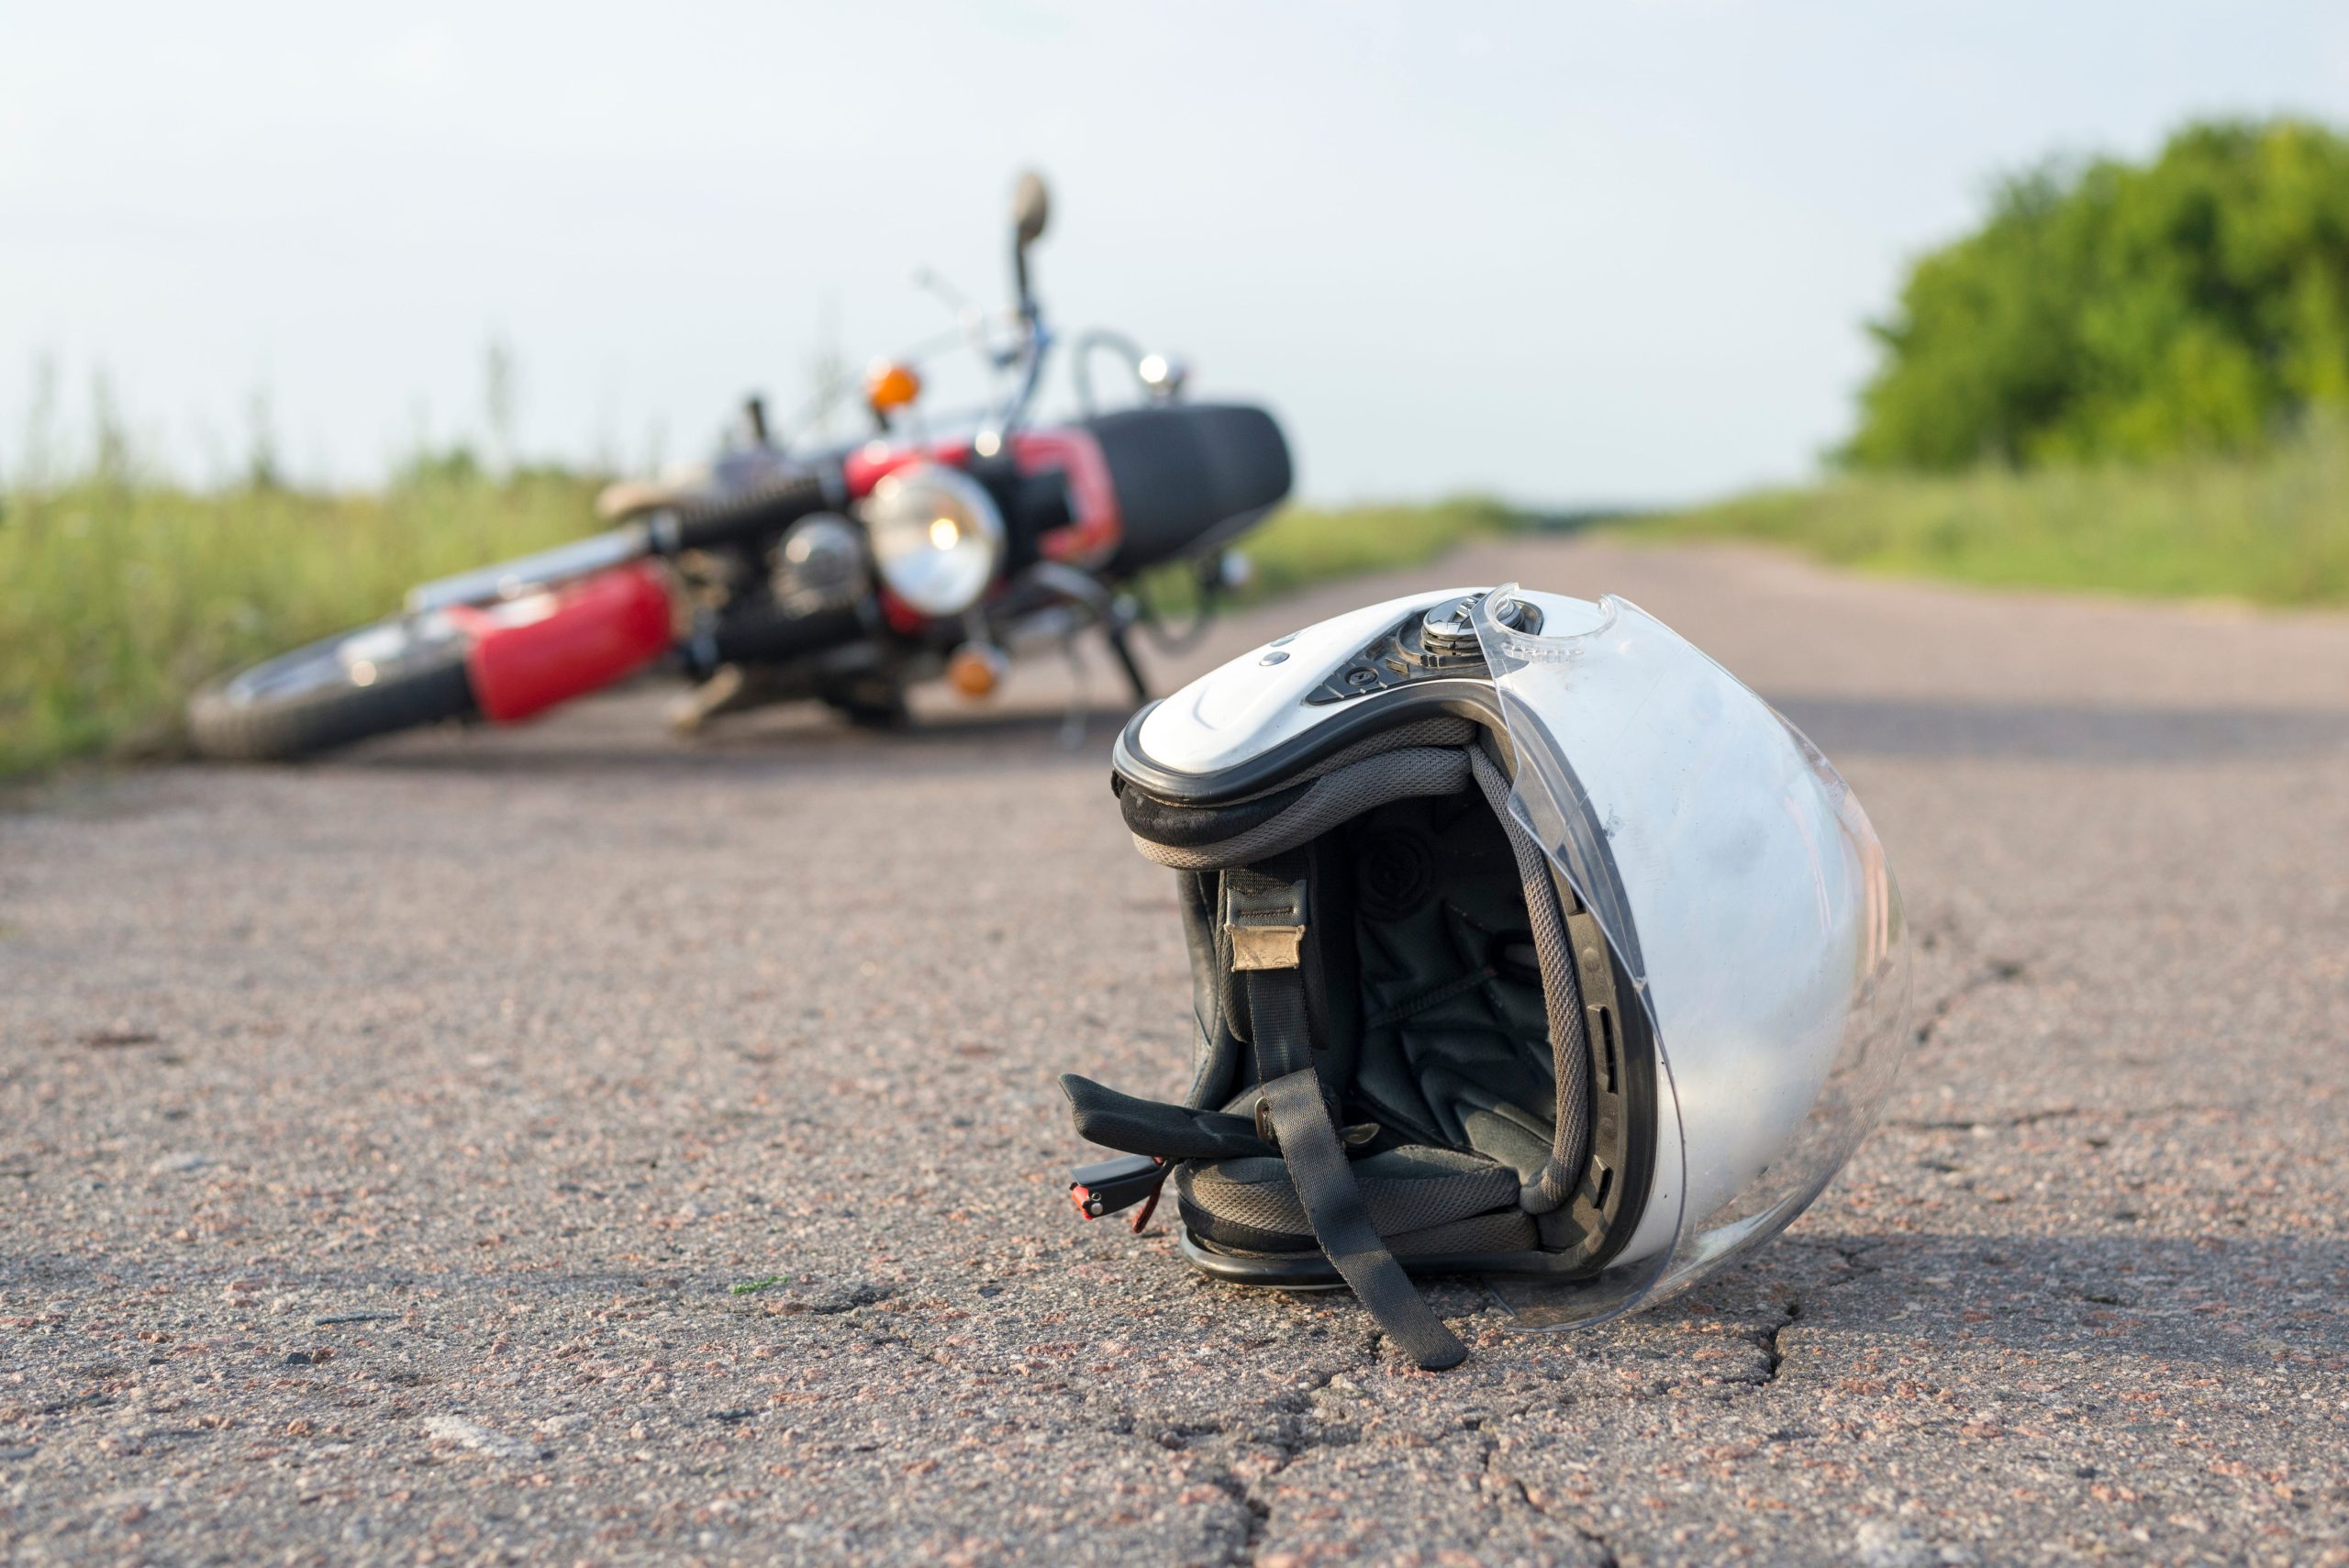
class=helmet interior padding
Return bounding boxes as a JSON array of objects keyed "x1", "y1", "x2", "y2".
[{"x1": 1064, "y1": 713, "x2": 1638, "y2": 1367}]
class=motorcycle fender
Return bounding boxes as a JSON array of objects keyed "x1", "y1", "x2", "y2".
[{"x1": 458, "y1": 562, "x2": 677, "y2": 723}]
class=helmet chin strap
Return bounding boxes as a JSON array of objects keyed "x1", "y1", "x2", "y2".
[
  {"x1": 1224, "y1": 865, "x2": 1468, "y2": 1372},
  {"x1": 1252, "y1": 1067, "x2": 1467, "y2": 1372},
  {"x1": 1086, "y1": 715, "x2": 1597, "y2": 1371}
]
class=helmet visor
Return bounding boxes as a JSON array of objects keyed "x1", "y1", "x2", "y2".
[{"x1": 1473, "y1": 587, "x2": 1909, "y2": 1327}]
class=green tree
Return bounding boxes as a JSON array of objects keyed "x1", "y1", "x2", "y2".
[{"x1": 1846, "y1": 117, "x2": 2349, "y2": 470}]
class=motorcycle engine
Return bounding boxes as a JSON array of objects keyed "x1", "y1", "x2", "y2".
[{"x1": 770, "y1": 515, "x2": 871, "y2": 617}]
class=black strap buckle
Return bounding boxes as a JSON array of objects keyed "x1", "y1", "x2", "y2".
[
  {"x1": 1252, "y1": 1092, "x2": 1378, "y2": 1153},
  {"x1": 1223, "y1": 875, "x2": 1307, "y2": 972}
]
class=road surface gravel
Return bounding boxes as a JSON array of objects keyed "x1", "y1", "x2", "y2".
[{"x1": 4, "y1": 535, "x2": 2347, "y2": 1566}]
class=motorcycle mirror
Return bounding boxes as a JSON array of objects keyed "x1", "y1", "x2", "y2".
[{"x1": 1012, "y1": 171, "x2": 1051, "y2": 250}]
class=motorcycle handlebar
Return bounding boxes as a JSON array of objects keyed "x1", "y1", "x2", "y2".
[{"x1": 654, "y1": 469, "x2": 841, "y2": 554}]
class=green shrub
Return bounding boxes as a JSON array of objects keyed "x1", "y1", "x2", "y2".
[{"x1": 1848, "y1": 117, "x2": 2349, "y2": 470}]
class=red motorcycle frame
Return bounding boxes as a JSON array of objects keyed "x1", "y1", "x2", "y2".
[{"x1": 185, "y1": 172, "x2": 1291, "y2": 762}]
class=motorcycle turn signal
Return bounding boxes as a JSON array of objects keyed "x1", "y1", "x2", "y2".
[{"x1": 947, "y1": 642, "x2": 1008, "y2": 699}]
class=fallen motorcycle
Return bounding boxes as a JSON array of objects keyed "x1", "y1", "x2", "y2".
[{"x1": 188, "y1": 172, "x2": 1291, "y2": 761}]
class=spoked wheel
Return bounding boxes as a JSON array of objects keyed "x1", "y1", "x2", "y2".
[{"x1": 186, "y1": 616, "x2": 478, "y2": 762}]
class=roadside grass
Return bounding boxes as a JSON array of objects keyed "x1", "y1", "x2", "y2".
[
  {"x1": 10, "y1": 429, "x2": 2341, "y2": 784},
  {"x1": 0, "y1": 482, "x2": 1525, "y2": 782},
  {"x1": 0, "y1": 471, "x2": 599, "y2": 779},
  {"x1": 1220, "y1": 495, "x2": 1523, "y2": 601},
  {"x1": 1133, "y1": 495, "x2": 1527, "y2": 618},
  {"x1": 1626, "y1": 418, "x2": 2349, "y2": 607}
]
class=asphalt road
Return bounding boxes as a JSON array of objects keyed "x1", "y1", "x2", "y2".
[{"x1": 5, "y1": 536, "x2": 2348, "y2": 1567}]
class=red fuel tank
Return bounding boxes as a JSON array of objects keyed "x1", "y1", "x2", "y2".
[{"x1": 459, "y1": 562, "x2": 676, "y2": 723}]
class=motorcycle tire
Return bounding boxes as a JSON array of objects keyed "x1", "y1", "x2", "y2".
[{"x1": 187, "y1": 622, "x2": 478, "y2": 762}]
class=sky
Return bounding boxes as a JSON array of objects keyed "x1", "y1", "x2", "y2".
[{"x1": 5, "y1": 1, "x2": 2346, "y2": 506}]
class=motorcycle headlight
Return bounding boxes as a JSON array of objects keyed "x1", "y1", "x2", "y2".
[{"x1": 862, "y1": 463, "x2": 1007, "y2": 618}]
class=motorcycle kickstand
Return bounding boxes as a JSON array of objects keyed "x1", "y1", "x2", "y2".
[
  {"x1": 1057, "y1": 636, "x2": 1093, "y2": 751},
  {"x1": 1103, "y1": 619, "x2": 1150, "y2": 706},
  {"x1": 669, "y1": 664, "x2": 746, "y2": 735}
]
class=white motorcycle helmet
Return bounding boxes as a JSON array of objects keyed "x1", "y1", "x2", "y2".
[{"x1": 1061, "y1": 585, "x2": 1909, "y2": 1369}]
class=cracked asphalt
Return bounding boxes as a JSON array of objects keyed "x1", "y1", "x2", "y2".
[{"x1": 5, "y1": 535, "x2": 2348, "y2": 1567}]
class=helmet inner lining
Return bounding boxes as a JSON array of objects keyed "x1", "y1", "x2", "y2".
[{"x1": 1114, "y1": 719, "x2": 1599, "y2": 1271}]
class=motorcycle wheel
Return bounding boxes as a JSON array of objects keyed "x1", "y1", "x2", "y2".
[{"x1": 186, "y1": 617, "x2": 478, "y2": 762}]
